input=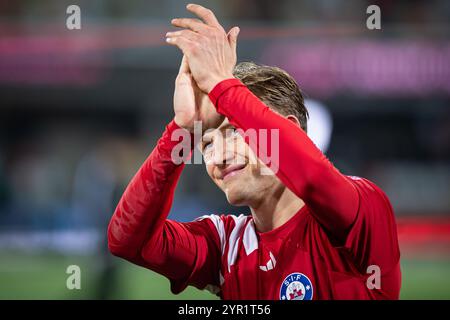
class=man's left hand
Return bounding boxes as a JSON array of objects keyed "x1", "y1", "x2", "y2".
[{"x1": 166, "y1": 3, "x2": 240, "y2": 93}]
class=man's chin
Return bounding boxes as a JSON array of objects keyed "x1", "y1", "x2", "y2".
[
  {"x1": 223, "y1": 186, "x2": 248, "y2": 206},
  {"x1": 226, "y1": 198, "x2": 247, "y2": 207}
]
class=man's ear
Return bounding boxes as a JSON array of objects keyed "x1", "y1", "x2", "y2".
[{"x1": 286, "y1": 115, "x2": 301, "y2": 127}]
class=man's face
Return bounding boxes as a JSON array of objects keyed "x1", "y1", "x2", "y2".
[{"x1": 199, "y1": 118, "x2": 279, "y2": 206}]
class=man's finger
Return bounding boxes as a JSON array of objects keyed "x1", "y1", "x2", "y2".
[
  {"x1": 227, "y1": 26, "x2": 240, "y2": 52},
  {"x1": 166, "y1": 36, "x2": 195, "y2": 56},
  {"x1": 178, "y1": 55, "x2": 189, "y2": 74},
  {"x1": 167, "y1": 30, "x2": 203, "y2": 43},
  {"x1": 171, "y1": 18, "x2": 208, "y2": 33},
  {"x1": 186, "y1": 3, "x2": 223, "y2": 30}
]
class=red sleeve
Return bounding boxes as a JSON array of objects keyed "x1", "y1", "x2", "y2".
[
  {"x1": 107, "y1": 120, "x2": 221, "y2": 294},
  {"x1": 142, "y1": 217, "x2": 222, "y2": 295},
  {"x1": 344, "y1": 178, "x2": 401, "y2": 281},
  {"x1": 209, "y1": 79, "x2": 359, "y2": 240},
  {"x1": 342, "y1": 177, "x2": 401, "y2": 299}
]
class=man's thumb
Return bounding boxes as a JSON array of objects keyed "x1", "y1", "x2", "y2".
[{"x1": 227, "y1": 26, "x2": 240, "y2": 50}]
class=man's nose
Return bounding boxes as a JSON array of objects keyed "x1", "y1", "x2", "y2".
[{"x1": 212, "y1": 140, "x2": 235, "y2": 166}]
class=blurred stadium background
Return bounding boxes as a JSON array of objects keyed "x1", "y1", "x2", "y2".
[{"x1": 1, "y1": 0, "x2": 450, "y2": 299}]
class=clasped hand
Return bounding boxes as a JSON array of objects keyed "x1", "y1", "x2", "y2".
[{"x1": 168, "y1": 4, "x2": 240, "y2": 133}]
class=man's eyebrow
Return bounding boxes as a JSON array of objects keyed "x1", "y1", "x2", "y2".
[
  {"x1": 199, "y1": 132, "x2": 213, "y2": 150},
  {"x1": 201, "y1": 132, "x2": 213, "y2": 141},
  {"x1": 200, "y1": 123, "x2": 235, "y2": 144},
  {"x1": 220, "y1": 123, "x2": 235, "y2": 132}
]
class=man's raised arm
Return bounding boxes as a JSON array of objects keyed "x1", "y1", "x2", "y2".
[
  {"x1": 107, "y1": 119, "x2": 187, "y2": 263},
  {"x1": 107, "y1": 56, "x2": 224, "y2": 289},
  {"x1": 209, "y1": 80, "x2": 359, "y2": 240}
]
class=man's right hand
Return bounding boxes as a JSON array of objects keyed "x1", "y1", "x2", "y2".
[{"x1": 173, "y1": 55, "x2": 224, "y2": 133}]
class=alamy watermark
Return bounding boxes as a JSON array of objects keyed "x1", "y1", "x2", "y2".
[
  {"x1": 366, "y1": 264, "x2": 381, "y2": 290},
  {"x1": 170, "y1": 121, "x2": 280, "y2": 175},
  {"x1": 66, "y1": 5, "x2": 81, "y2": 30},
  {"x1": 66, "y1": 265, "x2": 81, "y2": 290},
  {"x1": 366, "y1": 5, "x2": 381, "y2": 30}
]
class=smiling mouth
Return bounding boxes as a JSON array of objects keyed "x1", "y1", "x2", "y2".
[{"x1": 222, "y1": 164, "x2": 246, "y2": 181}]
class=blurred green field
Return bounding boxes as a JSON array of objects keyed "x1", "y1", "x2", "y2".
[{"x1": 0, "y1": 251, "x2": 449, "y2": 299}]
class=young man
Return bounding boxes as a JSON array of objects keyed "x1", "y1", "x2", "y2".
[{"x1": 108, "y1": 4, "x2": 401, "y2": 299}]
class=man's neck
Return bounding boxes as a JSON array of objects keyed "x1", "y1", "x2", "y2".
[{"x1": 250, "y1": 185, "x2": 305, "y2": 233}]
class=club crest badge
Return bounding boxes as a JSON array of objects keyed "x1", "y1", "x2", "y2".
[{"x1": 280, "y1": 272, "x2": 313, "y2": 300}]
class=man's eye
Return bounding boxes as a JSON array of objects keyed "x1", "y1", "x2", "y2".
[
  {"x1": 203, "y1": 141, "x2": 213, "y2": 151},
  {"x1": 231, "y1": 128, "x2": 240, "y2": 137}
]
